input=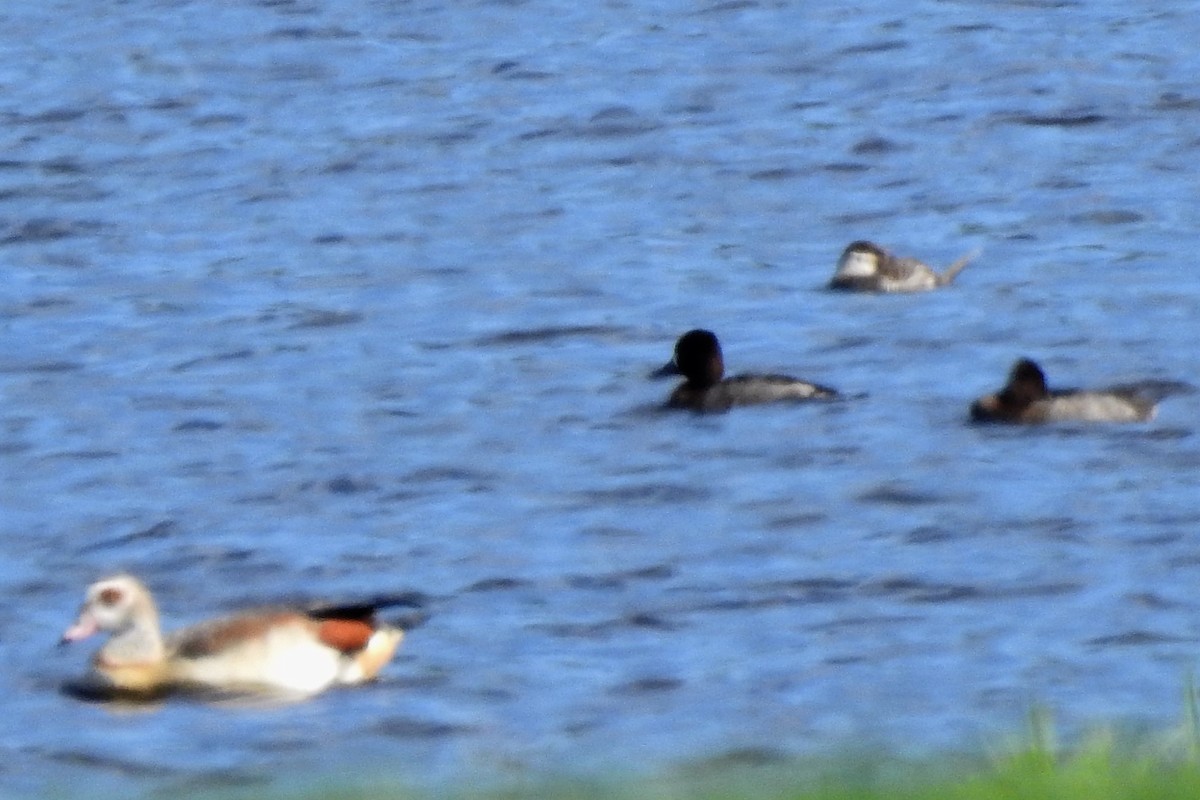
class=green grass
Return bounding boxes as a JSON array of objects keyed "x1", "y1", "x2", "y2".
[
  {"x1": 215, "y1": 740, "x2": 1200, "y2": 800},
  {"x1": 242, "y1": 750, "x2": 1200, "y2": 800},
  {"x1": 199, "y1": 689, "x2": 1200, "y2": 800}
]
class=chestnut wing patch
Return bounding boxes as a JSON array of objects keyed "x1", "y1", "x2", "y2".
[
  {"x1": 315, "y1": 618, "x2": 375, "y2": 653},
  {"x1": 307, "y1": 603, "x2": 382, "y2": 652}
]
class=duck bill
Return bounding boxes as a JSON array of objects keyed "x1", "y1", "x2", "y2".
[
  {"x1": 969, "y1": 395, "x2": 1001, "y2": 423},
  {"x1": 650, "y1": 360, "x2": 680, "y2": 379},
  {"x1": 60, "y1": 611, "x2": 98, "y2": 645}
]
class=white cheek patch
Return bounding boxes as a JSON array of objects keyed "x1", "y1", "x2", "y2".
[{"x1": 835, "y1": 251, "x2": 878, "y2": 278}]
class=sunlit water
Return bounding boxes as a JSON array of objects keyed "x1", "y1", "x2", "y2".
[{"x1": 3, "y1": 0, "x2": 1200, "y2": 796}]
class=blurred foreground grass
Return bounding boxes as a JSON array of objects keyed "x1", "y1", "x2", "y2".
[{"x1": 202, "y1": 690, "x2": 1200, "y2": 800}]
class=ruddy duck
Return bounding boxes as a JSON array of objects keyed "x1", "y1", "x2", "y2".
[
  {"x1": 829, "y1": 240, "x2": 976, "y2": 292},
  {"x1": 656, "y1": 329, "x2": 839, "y2": 413},
  {"x1": 970, "y1": 358, "x2": 1157, "y2": 424}
]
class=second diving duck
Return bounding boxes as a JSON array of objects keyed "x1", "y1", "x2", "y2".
[
  {"x1": 969, "y1": 357, "x2": 1166, "y2": 424},
  {"x1": 655, "y1": 329, "x2": 840, "y2": 413}
]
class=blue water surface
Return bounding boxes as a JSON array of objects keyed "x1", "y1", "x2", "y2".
[{"x1": 3, "y1": 0, "x2": 1200, "y2": 796}]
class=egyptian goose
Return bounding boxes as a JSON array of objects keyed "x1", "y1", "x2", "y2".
[
  {"x1": 829, "y1": 240, "x2": 976, "y2": 292},
  {"x1": 61, "y1": 574, "x2": 404, "y2": 699}
]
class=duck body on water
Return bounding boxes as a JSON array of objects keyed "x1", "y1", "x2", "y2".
[
  {"x1": 829, "y1": 240, "x2": 976, "y2": 293},
  {"x1": 61, "y1": 575, "x2": 405, "y2": 700},
  {"x1": 657, "y1": 329, "x2": 840, "y2": 413},
  {"x1": 970, "y1": 358, "x2": 1160, "y2": 424}
]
